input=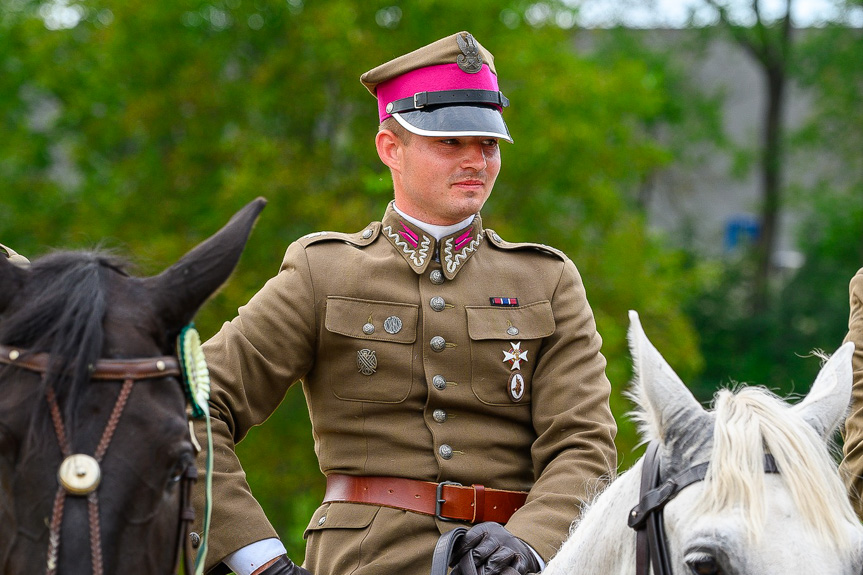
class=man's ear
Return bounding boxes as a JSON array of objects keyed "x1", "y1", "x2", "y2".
[{"x1": 375, "y1": 129, "x2": 402, "y2": 173}]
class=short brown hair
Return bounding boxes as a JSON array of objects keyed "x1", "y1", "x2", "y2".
[{"x1": 379, "y1": 117, "x2": 412, "y2": 145}]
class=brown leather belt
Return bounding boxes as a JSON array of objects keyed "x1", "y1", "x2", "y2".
[{"x1": 323, "y1": 474, "x2": 528, "y2": 524}]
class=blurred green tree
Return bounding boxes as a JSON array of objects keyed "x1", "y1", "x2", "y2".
[{"x1": 0, "y1": 0, "x2": 707, "y2": 559}]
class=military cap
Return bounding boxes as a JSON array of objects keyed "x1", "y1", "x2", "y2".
[{"x1": 361, "y1": 31, "x2": 512, "y2": 143}]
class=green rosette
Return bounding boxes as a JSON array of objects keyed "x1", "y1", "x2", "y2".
[{"x1": 178, "y1": 324, "x2": 211, "y2": 419}]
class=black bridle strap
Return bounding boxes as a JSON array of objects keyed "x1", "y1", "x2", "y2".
[
  {"x1": 629, "y1": 441, "x2": 779, "y2": 575},
  {"x1": 430, "y1": 527, "x2": 468, "y2": 575}
]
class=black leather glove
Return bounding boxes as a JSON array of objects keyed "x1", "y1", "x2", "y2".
[
  {"x1": 449, "y1": 522, "x2": 541, "y2": 575},
  {"x1": 258, "y1": 555, "x2": 313, "y2": 575}
]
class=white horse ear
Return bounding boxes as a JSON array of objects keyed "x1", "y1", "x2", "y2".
[
  {"x1": 628, "y1": 310, "x2": 707, "y2": 442},
  {"x1": 791, "y1": 342, "x2": 854, "y2": 439}
]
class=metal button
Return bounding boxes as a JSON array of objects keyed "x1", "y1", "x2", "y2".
[
  {"x1": 318, "y1": 515, "x2": 327, "y2": 526},
  {"x1": 506, "y1": 326, "x2": 519, "y2": 336},
  {"x1": 362, "y1": 323, "x2": 375, "y2": 335},
  {"x1": 430, "y1": 336, "x2": 446, "y2": 352},
  {"x1": 430, "y1": 296, "x2": 446, "y2": 312},
  {"x1": 384, "y1": 316, "x2": 403, "y2": 334},
  {"x1": 433, "y1": 409, "x2": 447, "y2": 423},
  {"x1": 362, "y1": 229, "x2": 373, "y2": 239},
  {"x1": 190, "y1": 532, "x2": 201, "y2": 549},
  {"x1": 432, "y1": 375, "x2": 447, "y2": 390},
  {"x1": 439, "y1": 444, "x2": 453, "y2": 459},
  {"x1": 430, "y1": 269, "x2": 445, "y2": 285}
]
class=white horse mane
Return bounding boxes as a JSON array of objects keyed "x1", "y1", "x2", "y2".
[
  {"x1": 628, "y1": 379, "x2": 858, "y2": 552},
  {"x1": 700, "y1": 386, "x2": 857, "y2": 549}
]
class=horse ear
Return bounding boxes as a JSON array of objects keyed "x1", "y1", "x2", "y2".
[
  {"x1": 627, "y1": 310, "x2": 709, "y2": 443},
  {"x1": 144, "y1": 197, "x2": 267, "y2": 334},
  {"x1": 791, "y1": 342, "x2": 854, "y2": 439},
  {"x1": 0, "y1": 255, "x2": 27, "y2": 314}
]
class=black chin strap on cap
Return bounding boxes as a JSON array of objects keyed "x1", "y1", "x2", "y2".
[{"x1": 386, "y1": 89, "x2": 509, "y2": 115}]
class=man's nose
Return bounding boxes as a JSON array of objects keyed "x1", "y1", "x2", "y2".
[{"x1": 461, "y1": 143, "x2": 488, "y2": 170}]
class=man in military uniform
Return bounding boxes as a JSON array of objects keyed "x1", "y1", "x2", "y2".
[
  {"x1": 196, "y1": 32, "x2": 617, "y2": 575},
  {"x1": 841, "y1": 268, "x2": 863, "y2": 516}
]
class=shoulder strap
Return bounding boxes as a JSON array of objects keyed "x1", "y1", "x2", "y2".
[{"x1": 484, "y1": 229, "x2": 566, "y2": 261}]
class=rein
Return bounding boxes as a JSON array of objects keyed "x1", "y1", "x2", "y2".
[
  {"x1": 0, "y1": 344, "x2": 198, "y2": 575},
  {"x1": 628, "y1": 441, "x2": 779, "y2": 575}
]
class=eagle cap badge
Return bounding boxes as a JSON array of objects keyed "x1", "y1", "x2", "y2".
[{"x1": 456, "y1": 33, "x2": 483, "y2": 74}]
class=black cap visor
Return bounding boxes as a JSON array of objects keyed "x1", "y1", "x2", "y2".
[{"x1": 392, "y1": 104, "x2": 512, "y2": 143}]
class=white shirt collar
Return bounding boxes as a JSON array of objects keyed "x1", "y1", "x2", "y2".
[{"x1": 392, "y1": 203, "x2": 475, "y2": 241}]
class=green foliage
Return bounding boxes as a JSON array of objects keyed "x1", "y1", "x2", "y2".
[
  {"x1": 685, "y1": 185, "x2": 863, "y2": 405},
  {"x1": 0, "y1": 0, "x2": 707, "y2": 558}
]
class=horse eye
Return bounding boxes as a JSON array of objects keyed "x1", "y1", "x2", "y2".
[
  {"x1": 168, "y1": 464, "x2": 184, "y2": 484},
  {"x1": 168, "y1": 457, "x2": 192, "y2": 486},
  {"x1": 688, "y1": 557, "x2": 721, "y2": 575}
]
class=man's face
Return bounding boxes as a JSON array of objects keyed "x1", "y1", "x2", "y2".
[{"x1": 390, "y1": 133, "x2": 501, "y2": 226}]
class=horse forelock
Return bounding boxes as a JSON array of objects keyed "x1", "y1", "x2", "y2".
[
  {"x1": 698, "y1": 386, "x2": 858, "y2": 552},
  {"x1": 0, "y1": 250, "x2": 131, "y2": 431}
]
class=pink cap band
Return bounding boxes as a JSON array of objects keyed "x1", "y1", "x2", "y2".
[{"x1": 375, "y1": 63, "x2": 501, "y2": 122}]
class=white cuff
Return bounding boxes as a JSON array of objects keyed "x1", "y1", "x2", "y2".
[
  {"x1": 526, "y1": 542, "x2": 546, "y2": 570},
  {"x1": 223, "y1": 538, "x2": 287, "y2": 575}
]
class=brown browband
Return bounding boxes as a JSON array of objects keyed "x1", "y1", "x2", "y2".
[
  {"x1": 323, "y1": 474, "x2": 528, "y2": 524},
  {"x1": 0, "y1": 344, "x2": 181, "y2": 380}
]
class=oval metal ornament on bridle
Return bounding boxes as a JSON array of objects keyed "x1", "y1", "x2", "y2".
[{"x1": 58, "y1": 454, "x2": 101, "y2": 495}]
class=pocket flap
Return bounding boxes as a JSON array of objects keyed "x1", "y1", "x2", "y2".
[
  {"x1": 304, "y1": 502, "x2": 380, "y2": 536},
  {"x1": 325, "y1": 297, "x2": 418, "y2": 344},
  {"x1": 466, "y1": 301, "x2": 555, "y2": 340}
]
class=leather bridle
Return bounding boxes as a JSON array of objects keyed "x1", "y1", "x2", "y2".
[
  {"x1": 628, "y1": 440, "x2": 779, "y2": 575},
  {"x1": 0, "y1": 344, "x2": 197, "y2": 575}
]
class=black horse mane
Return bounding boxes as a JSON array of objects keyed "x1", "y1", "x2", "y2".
[{"x1": 0, "y1": 250, "x2": 132, "y2": 427}]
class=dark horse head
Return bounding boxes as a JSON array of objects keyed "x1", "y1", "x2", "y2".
[{"x1": 0, "y1": 198, "x2": 266, "y2": 574}]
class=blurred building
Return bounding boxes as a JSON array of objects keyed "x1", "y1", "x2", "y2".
[{"x1": 576, "y1": 28, "x2": 819, "y2": 273}]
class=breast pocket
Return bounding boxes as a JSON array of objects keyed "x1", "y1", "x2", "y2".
[
  {"x1": 324, "y1": 296, "x2": 418, "y2": 403},
  {"x1": 465, "y1": 301, "x2": 555, "y2": 406}
]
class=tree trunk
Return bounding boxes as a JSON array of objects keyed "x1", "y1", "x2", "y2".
[{"x1": 751, "y1": 61, "x2": 786, "y2": 313}]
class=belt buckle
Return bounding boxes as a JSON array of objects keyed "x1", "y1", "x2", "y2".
[{"x1": 435, "y1": 481, "x2": 463, "y2": 522}]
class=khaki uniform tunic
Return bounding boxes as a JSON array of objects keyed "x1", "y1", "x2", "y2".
[
  {"x1": 841, "y1": 267, "x2": 863, "y2": 517},
  {"x1": 195, "y1": 204, "x2": 617, "y2": 574}
]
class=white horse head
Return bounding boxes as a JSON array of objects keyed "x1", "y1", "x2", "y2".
[{"x1": 544, "y1": 311, "x2": 863, "y2": 575}]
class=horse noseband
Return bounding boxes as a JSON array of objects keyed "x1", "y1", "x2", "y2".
[{"x1": 628, "y1": 440, "x2": 779, "y2": 575}]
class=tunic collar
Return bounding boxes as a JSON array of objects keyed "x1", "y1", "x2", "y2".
[{"x1": 381, "y1": 202, "x2": 483, "y2": 279}]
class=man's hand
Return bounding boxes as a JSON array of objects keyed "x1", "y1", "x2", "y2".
[
  {"x1": 449, "y1": 522, "x2": 540, "y2": 575},
  {"x1": 252, "y1": 555, "x2": 313, "y2": 575}
]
